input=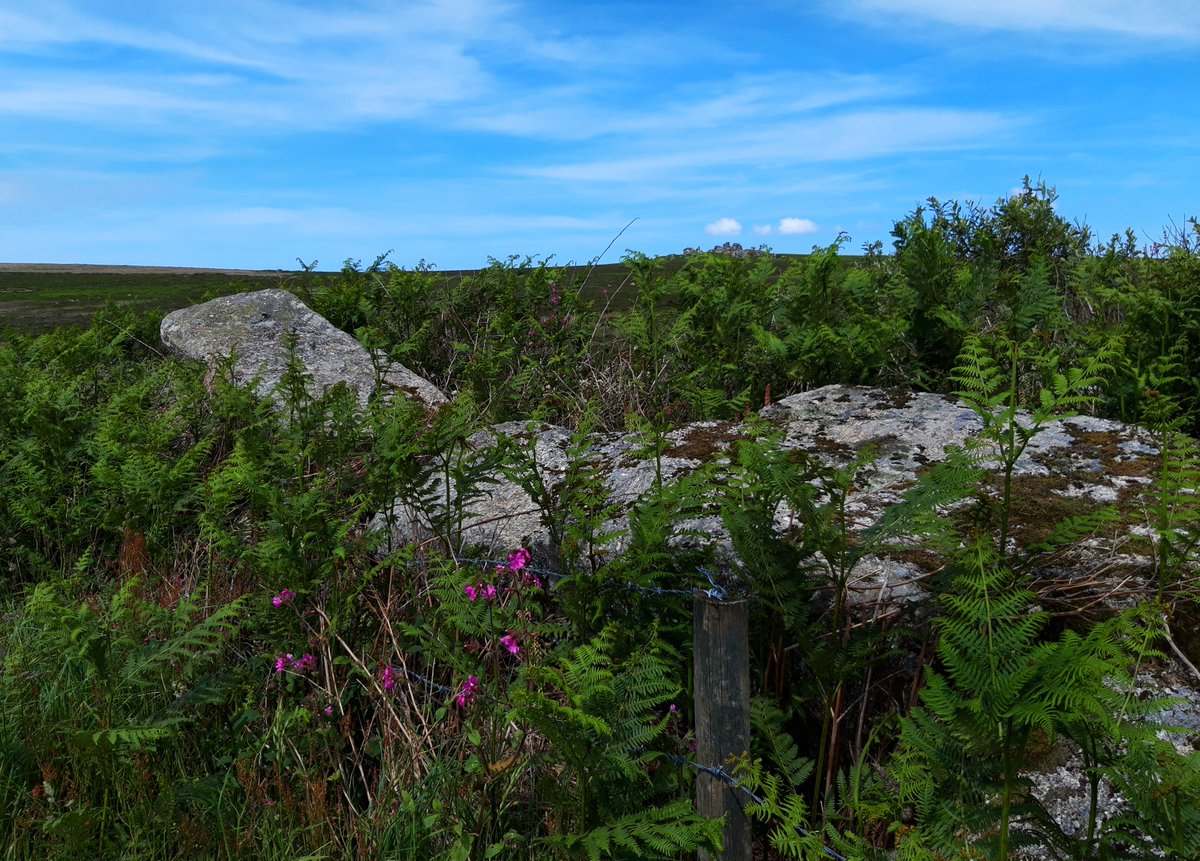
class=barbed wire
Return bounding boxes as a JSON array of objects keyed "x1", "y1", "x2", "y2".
[
  {"x1": 451, "y1": 554, "x2": 734, "y2": 602},
  {"x1": 376, "y1": 659, "x2": 851, "y2": 860},
  {"x1": 665, "y1": 753, "x2": 848, "y2": 861},
  {"x1": 387, "y1": 665, "x2": 456, "y2": 696},
  {"x1": 376, "y1": 583, "x2": 847, "y2": 861}
]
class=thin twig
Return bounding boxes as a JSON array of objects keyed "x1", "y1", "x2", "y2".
[{"x1": 1161, "y1": 614, "x2": 1200, "y2": 683}]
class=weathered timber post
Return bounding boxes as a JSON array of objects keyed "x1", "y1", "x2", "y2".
[{"x1": 693, "y1": 590, "x2": 752, "y2": 861}]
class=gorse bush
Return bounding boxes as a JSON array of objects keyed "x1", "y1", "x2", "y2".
[{"x1": 1, "y1": 182, "x2": 1199, "y2": 859}]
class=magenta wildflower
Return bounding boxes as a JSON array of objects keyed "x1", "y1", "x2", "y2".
[
  {"x1": 500, "y1": 633, "x2": 520, "y2": 656},
  {"x1": 275, "y1": 653, "x2": 316, "y2": 674},
  {"x1": 522, "y1": 571, "x2": 543, "y2": 589},
  {"x1": 324, "y1": 705, "x2": 334, "y2": 717},
  {"x1": 456, "y1": 675, "x2": 480, "y2": 708},
  {"x1": 669, "y1": 704, "x2": 678, "y2": 714},
  {"x1": 381, "y1": 665, "x2": 396, "y2": 692},
  {"x1": 272, "y1": 588, "x2": 296, "y2": 608},
  {"x1": 506, "y1": 548, "x2": 531, "y2": 572},
  {"x1": 465, "y1": 582, "x2": 497, "y2": 602}
]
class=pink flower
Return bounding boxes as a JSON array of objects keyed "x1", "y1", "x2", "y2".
[
  {"x1": 465, "y1": 582, "x2": 497, "y2": 602},
  {"x1": 669, "y1": 704, "x2": 677, "y2": 714},
  {"x1": 456, "y1": 675, "x2": 480, "y2": 708},
  {"x1": 506, "y1": 548, "x2": 531, "y2": 572},
  {"x1": 324, "y1": 705, "x2": 334, "y2": 717},
  {"x1": 522, "y1": 571, "x2": 543, "y2": 589},
  {"x1": 275, "y1": 653, "x2": 316, "y2": 674},
  {"x1": 272, "y1": 588, "x2": 296, "y2": 608},
  {"x1": 499, "y1": 633, "x2": 520, "y2": 656},
  {"x1": 381, "y1": 665, "x2": 396, "y2": 692}
]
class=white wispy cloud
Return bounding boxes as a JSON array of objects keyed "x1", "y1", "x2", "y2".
[
  {"x1": 0, "y1": 0, "x2": 506, "y2": 131},
  {"x1": 519, "y1": 108, "x2": 1016, "y2": 186},
  {"x1": 778, "y1": 217, "x2": 819, "y2": 235},
  {"x1": 456, "y1": 71, "x2": 903, "y2": 141},
  {"x1": 705, "y1": 218, "x2": 742, "y2": 236},
  {"x1": 836, "y1": 0, "x2": 1200, "y2": 40}
]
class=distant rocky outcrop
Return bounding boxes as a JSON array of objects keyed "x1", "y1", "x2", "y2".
[
  {"x1": 160, "y1": 288, "x2": 446, "y2": 410},
  {"x1": 681, "y1": 241, "x2": 764, "y2": 259}
]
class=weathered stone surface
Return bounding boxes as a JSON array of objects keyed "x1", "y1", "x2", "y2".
[
  {"x1": 378, "y1": 384, "x2": 1167, "y2": 588},
  {"x1": 372, "y1": 420, "x2": 738, "y2": 563},
  {"x1": 160, "y1": 288, "x2": 446, "y2": 410}
]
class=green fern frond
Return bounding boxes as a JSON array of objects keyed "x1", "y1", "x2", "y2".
[
  {"x1": 542, "y1": 797, "x2": 722, "y2": 861},
  {"x1": 119, "y1": 595, "x2": 243, "y2": 689}
]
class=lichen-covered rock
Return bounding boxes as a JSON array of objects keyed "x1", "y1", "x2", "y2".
[
  {"x1": 372, "y1": 420, "x2": 738, "y2": 564},
  {"x1": 375, "y1": 384, "x2": 1174, "y2": 616},
  {"x1": 160, "y1": 288, "x2": 446, "y2": 410}
]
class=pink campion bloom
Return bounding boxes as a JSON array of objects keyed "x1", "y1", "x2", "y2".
[
  {"x1": 381, "y1": 665, "x2": 396, "y2": 692},
  {"x1": 500, "y1": 633, "x2": 520, "y2": 656},
  {"x1": 272, "y1": 588, "x2": 296, "y2": 608},
  {"x1": 522, "y1": 571, "x2": 543, "y2": 589},
  {"x1": 463, "y1": 584, "x2": 477, "y2": 602},
  {"x1": 506, "y1": 548, "x2": 531, "y2": 572},
  {"x1": 292, "y1": 654, "x2": 316, "y2": 673},
  {"x1": 669, "y1": 704, "x2": 678, "y2": 714},
  {"x1": 456, "y1": 675, "x2": 480, "y2": 708},
  {"x1": 275, "y1": 654, "x2": 294, "y2": 674},
  {"x1": 324, "y1": 705, "x2": 333, "y2": 717},
  {"x1": 483, "y1": 584, "x2": 498, "y2": 601}
]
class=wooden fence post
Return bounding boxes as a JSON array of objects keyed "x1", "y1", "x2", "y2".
[{"x1": 693, "y1": 590, "x2": 752, "y2": 861}]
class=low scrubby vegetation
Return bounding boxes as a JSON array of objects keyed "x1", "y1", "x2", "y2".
[{"x1": 1, "y1": 178, "x2": 1199, "y2": 859}]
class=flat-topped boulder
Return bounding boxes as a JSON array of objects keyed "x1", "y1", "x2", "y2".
[
  {"x1": 160, "y1": 288, "x2": 446, "y2": 410},
  {"x1": 376, "y1": 384, "x2": 1173, "y2": 620}
]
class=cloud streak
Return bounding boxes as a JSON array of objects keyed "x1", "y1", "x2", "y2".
[
  {"x1": 519, "y1": 107, "x2": 1017, "y2": 185},
  {"x1": 836, "y1": 0, "x2": 1200, "y2": 40}
]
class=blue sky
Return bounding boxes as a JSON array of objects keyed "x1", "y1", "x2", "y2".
[{"x1": 1, "y1": 1, "x2": 1198, "y2": 271}]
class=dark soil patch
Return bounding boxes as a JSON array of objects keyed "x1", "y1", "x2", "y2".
[{"x1": 664, "y1": 422, "x2": 740, "y2": 460}]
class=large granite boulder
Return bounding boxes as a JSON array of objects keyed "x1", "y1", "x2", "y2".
[
  {"x1": 160, "y1": 288, "x2": 446, "y2": 410},
  {"x1": 379, "y1": 386, "x2": 1169, "y2": 613}
]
